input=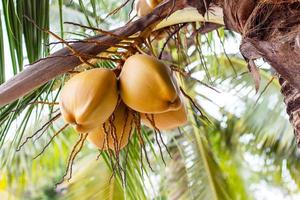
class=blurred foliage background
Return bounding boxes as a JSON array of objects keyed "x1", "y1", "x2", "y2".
[{"x1": 0, "y1": 0, "x2": 300, "y2": 200}]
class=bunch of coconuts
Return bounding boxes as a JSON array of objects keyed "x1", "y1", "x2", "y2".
[{"x1": 59, "y1": 54, "x2": 187, "y2": 152}]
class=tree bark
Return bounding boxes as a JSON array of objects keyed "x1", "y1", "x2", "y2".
[{"x1": 279, "y1": 76, "x2": 300, "y2": 146}]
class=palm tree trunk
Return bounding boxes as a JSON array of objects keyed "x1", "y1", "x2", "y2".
[{"x1": 279, "y1": 76, "x2": 300, "y2": 146}]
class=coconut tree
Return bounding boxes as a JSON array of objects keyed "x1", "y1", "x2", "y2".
[{"x1": 1, "y1": 0, "x2": 300, "y2": 199}]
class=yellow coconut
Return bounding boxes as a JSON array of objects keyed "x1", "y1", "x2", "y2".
[
  {"x1": 59, "y1": 68, "x2": 118, "y2": 133},
  {"x1": 119, "y1": 54, "x2": 181, "y2": 114},
  {"x1": 141, "y1": 96, "x2": 188, "y2": 130},
  {"x1": 146, "y1": 0, "x2": 161, "y2": 7},
  {"x1": 87, "y1": 101, "x2": 134, "y2": 151},
  {"x1": 135, "y1": 0, "x2": 161, "y2": 16}
]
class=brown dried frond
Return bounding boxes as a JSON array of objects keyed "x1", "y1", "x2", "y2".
[{"x1": 259, "y1": 0, "x2": 300, "y2": 4}]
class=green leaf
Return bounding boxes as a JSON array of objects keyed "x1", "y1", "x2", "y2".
[
  {"x1": 2, "y1": 0, "x2": 23, "y2": 73},
  {"x1": 0, "y1": 10, "x2": 4, "y2": 84}
]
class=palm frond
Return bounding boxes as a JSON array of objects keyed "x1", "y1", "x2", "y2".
[
  {"x1": 21, "y1": 0, "x2": 50, "y2": 63},
  {"x1": 181, "y1": 115, "x2": 232, "y2": 200},
  {"x1": 196, "y1": 54, "x2": 300, "y2": 193},
  {"x1": 59, "y1": 154, "x2": 125, "y2": 200},
  {"x1": 2, "y1": 0, "x2": 24, "y2": 73}
]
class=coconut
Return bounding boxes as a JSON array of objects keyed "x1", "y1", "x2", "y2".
[
  {"x1": 141, "y1": 96, "x2": 188, "y2": 130},
  {"x1": 119, "y1": 54, "x2": 181, "y2": 114},
  {"x1": 135, "y1": 0, "x2": 161, "y2": 16},
  {"x1": 87, "y1": 101, "x2": 134, "y2": 151},
  {"x1": 59, "y1": 68, "x2": 118, "y2": 133}
]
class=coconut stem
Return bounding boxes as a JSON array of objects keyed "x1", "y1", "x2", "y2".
[
  {"x1": 16, "y1": 113, "x2": 61, "y2": 151},
  {"x1": 154, "y1": 129, "x2": 166, "y2": 166},
  {"x1": 122, "y1": 143, "x2": 131, "y2": 186},
  {"x1": 33, "y1": 124, "x2": 69, "y2": 160},
  {"x1": 102, "y1": 123, "x2": 117, "y2": 175},
  {"x1": 29, "y1": 101, "x2": 59, "y2": 106},
  {"x1": 68, "y1": 133, "x2": 88, "y2": 181},
  {"x1": 133, "y1": 112, "x2": 154, "y2": 172},
  {"x1": 56, "y1": 133, "x2": 88, "y2": 186},
  {"x1": 180, "y1": 87, "x2": 210, "y2": 122},
  {"x1": 108, "y1": 114, "x2": 124, "y2": 177},
  {"x1": 145, "y1": 114, "x2": 166, "y2": 165}
]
